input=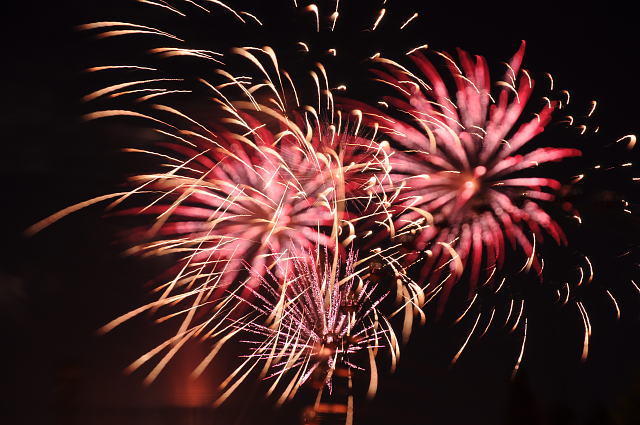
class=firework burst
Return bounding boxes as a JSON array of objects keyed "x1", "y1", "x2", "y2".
[
  {"x1": 97, "y1": 45, "x2": 391, "y2": 301},
  {"x1": 343, "y1": 41, "x2": 582, "y2": 313},
  {"x1": 215, "y1": 249, "x2": 398, "y2": 420},
  {"x1": 25, "y1": 0, "x2": 639, "y2": 419},
  {"x1": 113, "y1": 108, "x2": 346, "y2": 298},
  {"x1": 27, "y1": 35, "x2": 395, "y2": 388}
]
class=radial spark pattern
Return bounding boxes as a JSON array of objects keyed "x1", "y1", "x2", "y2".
[
  {"x1": 26, "y1": 41, "x2": 394, "y2": 386},
  {"x1": 344, "y1": 41, "x2": 581, "y2": 310},
  {"x1": 215, "y1": 250, "x2": 398, "y2": 407}
]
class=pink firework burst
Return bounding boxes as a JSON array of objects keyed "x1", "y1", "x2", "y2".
[
  {"x1": 26, "y1": 46, "x2": 392, "y2": 385},
  {"x1": 113, "y1": 101, "x2": 386, "y2": 301},
  {"x1": 96, "y1": 46, "x2": 393, "y2": 304},
  {"x1": 343, "y1": 41, "x2": 581, "y2": 311},
  {"x1": 72, "y1": 101, "x2": 389, "y2": 386}
]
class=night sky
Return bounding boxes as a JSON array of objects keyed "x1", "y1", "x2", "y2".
[{"x1": 2, "y1": 1, "x2": 640, "y2": 425}]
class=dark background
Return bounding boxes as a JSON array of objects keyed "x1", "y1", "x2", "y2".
[{"x1": 2, "y1": 1, "x2": 639, "y2": 424}]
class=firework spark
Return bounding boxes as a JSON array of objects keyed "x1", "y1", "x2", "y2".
[
  {"x1": 215, "y1": 250, "x2": 398, "y2": 416},
  {"x1": 28, "y1": 30, "x2": 394, "y2": 389},
  {"x1": 27, "y1": 0, "x2": 638, "y2": 415},
  {"x1": 343, "y1": 41, "x2": 582, "y2": 312},
  {"x1": 94, "y1": 45, "x2": 391, "y2": 301}
]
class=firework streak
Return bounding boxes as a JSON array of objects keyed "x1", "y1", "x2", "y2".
[
  {"x1": 27, "y1": 16, "x2": 400, "y2": 409},
  {"x1": 25, "y1": 0, "x2": 638, "y2": 421},
  {"x1": 215, "y1": 251, "x2": 398, "y2": 420},
  {"x1": 341, "y1": 41, "x2": 582, "y2": 314}
]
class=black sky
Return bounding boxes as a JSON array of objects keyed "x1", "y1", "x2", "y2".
[{"x1": 2, "y1": 1, "x2": 640, "y2": 425}]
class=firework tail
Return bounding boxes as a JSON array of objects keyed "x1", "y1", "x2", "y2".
[{"x1": 301, "y1": 366, "x2": 353, "y2": 425}]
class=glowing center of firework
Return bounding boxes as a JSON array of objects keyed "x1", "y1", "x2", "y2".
[
  {"x1": 259, "y1": 203, "x2": 294, "y2": 240},
  {"x1": 463, "y1": 179, "x2": 477, "y2": 191},
  {"x1": 316, "y1": 332, "x2": 340, "y2": 358},
  {"x1": 460, "y1": 166, "x2": 487, "y2": 192},
  {"x1": 436, "y1": 166, "x2": 494, "y2": 225},
  {"x1": 455, "y1": 173, "x2": 480, "y2": 198},
  {"x1": 458, "y1": 166, "x2": 489, "y2": 196}
]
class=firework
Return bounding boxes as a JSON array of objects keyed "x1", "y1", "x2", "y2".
[
  {"x1": 98, "y1": 44, "x2": 392, "y2": 300},
  {"x1": 27, "y1": 33, "x2": 394, "y2": 388},
  {"x1": 215, "y1": 249, "x2": 398, "y2": 422},
  {"x1": 25, "y1": 0, "x2": 639, "y2": 418},
  {"x1": 111, "y1": 107, "x2": 343, "y2": 299},
  {"x1": 342, "y1": 41, "x2": 582, "y2": 313}
]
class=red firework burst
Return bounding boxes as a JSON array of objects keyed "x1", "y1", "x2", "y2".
[
  {"x1": 343, "y1": 41, "x2": 581, "y2": 311},
  {"x1": 25, "y1": 44, "x2": 393, "y2": 385},
  {"x1": 112, "y1": 102, "x2": 386, "y2": 302}
]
